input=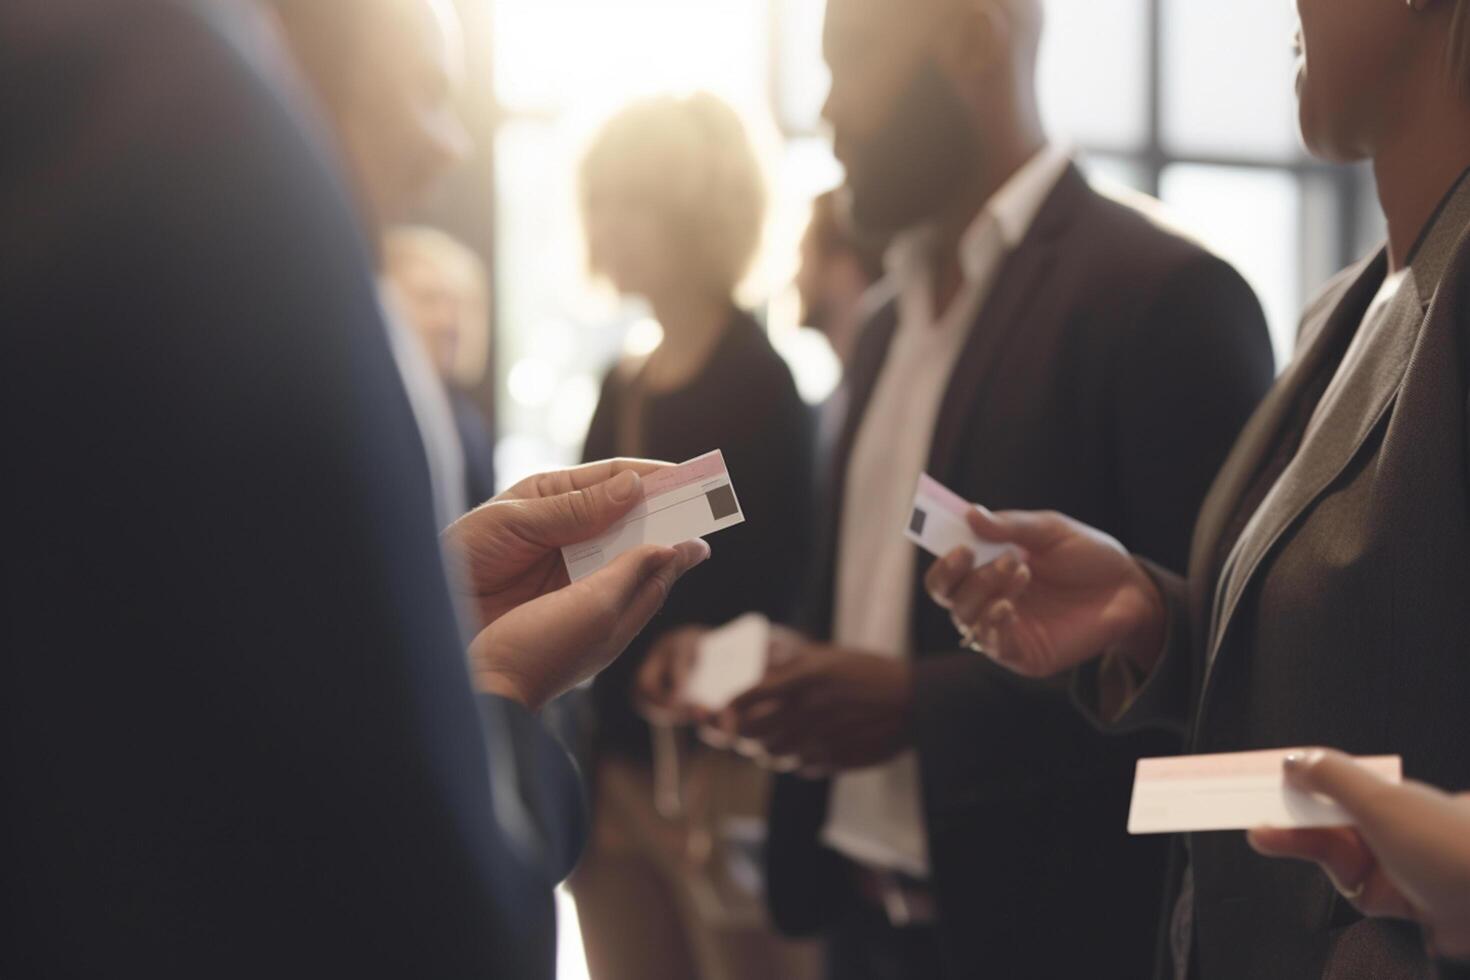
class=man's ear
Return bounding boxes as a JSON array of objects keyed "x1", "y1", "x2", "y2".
[{"x1": 934, "y1": 0, "x2": 1012, "y2": 79}]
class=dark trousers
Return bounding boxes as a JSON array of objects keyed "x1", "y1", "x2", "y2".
[{"x1": 824, "y1": 887, "x2": 944, "y2": 980}]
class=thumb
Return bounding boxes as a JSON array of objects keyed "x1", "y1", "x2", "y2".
[
  {"x1": 1284, "y1": 749, "x2": 1398, "y2": 832},
  {"x1": 521, "y1": 469, "x2": 645, "y2": 547},
  {"x1": 966, "y1": 506, "x2": 1056, "y2": 552}
]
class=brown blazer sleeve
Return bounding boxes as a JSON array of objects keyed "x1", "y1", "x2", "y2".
[{"x1": 1071, "y1": 557, "x2": 1195, "y2": 735}]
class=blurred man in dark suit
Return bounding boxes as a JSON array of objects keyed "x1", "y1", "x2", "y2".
[
  {"x1": 643, "y1": 0, "x2": 1276, "y2": 976},
  {"x1": 1, "y1": 1, "x2": 705, "y2": 976},
  {"x1": 797, "y1": 189, "x2": 888, "y2": 370},
  {"x1": 266, "y1": 0, "x2": 476, "y2": 530}
]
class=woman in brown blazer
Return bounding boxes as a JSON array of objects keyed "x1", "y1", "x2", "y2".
[{"x1": 923, "y1": 1, "x2": 1470, "y2": 977}]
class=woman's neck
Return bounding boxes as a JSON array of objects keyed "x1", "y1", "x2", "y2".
[
  {"x1": 642, "y1": 287, "x2": 732, "y2": 391},
  {"x1": 1373, "y1": 81, "x2": 1470, "y2": 271}
]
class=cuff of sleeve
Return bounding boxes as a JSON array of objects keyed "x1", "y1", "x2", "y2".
[
  {"x1": 1070, "y1": 558, "x2": 1192, "y2": 736},
  {"x1": 479, "y1": 693, "x2": 590, "y2": 884}
]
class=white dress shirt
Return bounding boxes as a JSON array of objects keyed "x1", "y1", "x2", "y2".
[
  {"x1": 822, "y1": 147, "x2": 1072, "y2": 878},
  {"x1": 380, "y1": 281, "x2": 468, "y2": 531}
]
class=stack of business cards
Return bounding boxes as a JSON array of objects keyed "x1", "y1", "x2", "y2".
[
  {"x1": 904, "y1": 473, "x2": 1018, "y2": 569},
  {"x1": 1127, "y1": 749, "x2": 1403, "y2": 835},
  {"x1": 685, "y1": 613, "x2": 770, "y2": 710},
  {"x1": 562, "y1": 450, "x2": 744, "y2": 582}
]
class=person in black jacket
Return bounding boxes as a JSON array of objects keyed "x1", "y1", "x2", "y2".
[
  {"x1": 0, "y1": 1, "x2": 706, "y2": 976},
  {"x1": 568, "y1": 93, "x2": 819, "y2": 980},
  {"x1": 644, "y1": 1, "x2": 1275, "y2": 977}
]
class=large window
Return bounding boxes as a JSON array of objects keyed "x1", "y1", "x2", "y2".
[{"x1": 481, "y1": 0, "x2": 1383, "y2": 489}]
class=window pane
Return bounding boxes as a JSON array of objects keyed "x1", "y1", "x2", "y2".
[
  {"x1": 1161, "y1": 0, "x2": 1301, "y2": 159},
  {"x1": 1039, "y1": 0, "x2": 1149, "y2": 151},
  {"x1": 492, "y1": 0, "x2": 770, "y2": 118},
  {"x1": 1079, "y1": 153, "x2": 1150, "y2": 195},
  {"x1": 1160, "y1": 164, "x2": 1301, "y2": 368},
  {"x1": 774, "y1": 0, "x2": 831, "y2": 134},
  {"x1": 493, "y1": 120, "x2": 630, "y2": 485}
]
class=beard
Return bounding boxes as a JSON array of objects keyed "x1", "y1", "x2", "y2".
[{"x1": 845, "y1": 57, "x2": 981, "y2": 236}]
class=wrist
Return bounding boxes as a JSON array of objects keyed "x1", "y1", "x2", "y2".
[
  {"x1": 473, "y1": 669, "x2": 538, "y2": 708},
  {"x1": 1114, "y1": 563, "x2": 1167, "y2": 676}
]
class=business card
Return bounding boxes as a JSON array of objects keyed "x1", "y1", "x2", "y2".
[
  {"x1": 562, "y1": 450, "x2": 744, "y2": 582},
  {"x1": 1127, "y1": 749, "x2": 1403, "y2": 835},
  {"x1": 685, "y1": 613, "x2": 769, "y2": 710},
  {"x1": 904, "y1": 473, "x2": 1018, "y2": 569}
]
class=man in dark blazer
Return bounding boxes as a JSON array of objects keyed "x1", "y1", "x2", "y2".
[
  {"x1": 1, "y1": 1, "x2": 705, "y2": 976},
  {"x1": 718, "y1": 0, "x2": 1277, "y2": 976}
]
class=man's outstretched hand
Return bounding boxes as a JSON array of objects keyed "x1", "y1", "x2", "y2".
[{"x1": 442, "y1": 460, "x2": 710, "y2": 712}]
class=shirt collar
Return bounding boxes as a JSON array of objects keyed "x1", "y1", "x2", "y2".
[{"x1": 885, "y1": 145, "x2": 1072, "y2": 283}]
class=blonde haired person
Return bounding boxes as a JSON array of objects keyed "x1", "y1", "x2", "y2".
[
  {"x1": 926, "y1": 0, "x2": 1470, "y2": 976},
  {"x1": 567, "y1": 93, "x2": 819, "y2": 980},
  {"x1": 385, "y1": 226, "x2": 497, "y2": 506}
]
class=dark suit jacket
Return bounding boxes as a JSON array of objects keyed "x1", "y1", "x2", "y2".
[
  {"x1": 582, "y1": 311, "x2": 811, "y2": 761},
  {"x1": 1093, "y1": 170, "x2": 1470, "y2": 980},
  {"x1": 2, "y1": 2, "x2": 581, "y2": 976},
  {"x1": 766, "y1": 165, "x2": 1276, "y2": 979},
  {"x1": 450, "y1": 386, "x2": 498, "y2": 508}
]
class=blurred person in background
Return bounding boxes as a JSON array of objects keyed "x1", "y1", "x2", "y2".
[
  {"x1": 796, "y1": 189, "x2": 888, "y2": 370},
  {"x1": 385, "y1": 225, "x2": 498, "y2": 507},
  {"x1": 2, "y1": 0, "x2": 709, "y2": 976},
  {"x1": 642, "y1": 0, "x2": 1275, "y2": 976},
  {"x1": 924, "y1": 0, "x2": 1470, "y2": 976},
  {"x1": 266, "y1": 0, "x2": 473, "y2": 529},
  {"x1": 569, "y1": 92, "x2": 818, "y2": 980},
  {"x1": 796, "y1": 188, "x2": 889, "y2": 472}
]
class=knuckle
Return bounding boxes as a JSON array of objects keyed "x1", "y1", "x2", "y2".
[{"x1": 567, "y1": 487, "x2": 596, "y2": 526}]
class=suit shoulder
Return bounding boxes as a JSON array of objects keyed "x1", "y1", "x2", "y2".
[
  {"x1": 1055, "y1": 180, "x2": 1272, "y2": 374},
  {"x1": 1073, "y1": 179, "x2": 1239, "y2": 281},
  {"x1": 720, "y1": 312, "x2": 802, "y2": 392}
]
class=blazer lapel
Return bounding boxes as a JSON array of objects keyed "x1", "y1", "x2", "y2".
[
  {"x1": 807, "y1": 304, "x2": 899, "y2": 638},
  {"x1": 1184, "y1": 252, "x2": 1383, "y2": 637},
  {"x1": 925, "y1": 165, "x2": 1085, "y2": 479},
  {"x1": 1203, "y1": 176, "x2": 1470, "y2": 673}
]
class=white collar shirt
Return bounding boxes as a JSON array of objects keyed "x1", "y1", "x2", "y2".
[{"x1": 822, "y1": 147, "x2": 1071, "y2": 877}]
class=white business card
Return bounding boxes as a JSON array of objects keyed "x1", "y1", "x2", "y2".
[
  {"x1": 904, "y1": 473, "x2": 1018, "y2": 569},
  {"x1": 562, "y1": 450, "x2": 745, "y2": 582},
  {"x1": 1127, "y1": 748, "x2": 1403, "y2": 835},
  {"x1": 685, "y1": 613, "x2": 769, "y2": 710}
]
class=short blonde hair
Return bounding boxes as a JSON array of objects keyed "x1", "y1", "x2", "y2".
[
  {"x1": 579, "y1": 93, "x2": 767, "y2": 297},
  {"x1": 383, "y1": 226, "x2": 491, "y2": 387}
]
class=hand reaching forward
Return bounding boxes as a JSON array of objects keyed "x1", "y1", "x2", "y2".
[
  {"x1": 922, "y1": 507, "x2": 1167, "y2": 679},
  {"x1": 1249, "y1": 749, "x2": 1470, "y2": 963}
]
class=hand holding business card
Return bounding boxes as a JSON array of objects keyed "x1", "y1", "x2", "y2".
[
  {"x1": 1127, "y1": 748, "x2": 1403, "y2": 835},
  {"x1": 684, "y1": 613, "x2": 770, "y2": 711},
  {"x1": 562, "y1": 450, "x2": 744, "y2": 582},
  {"x1": 905, "y1": 473, "x2": 1019, "y2": 570}
]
